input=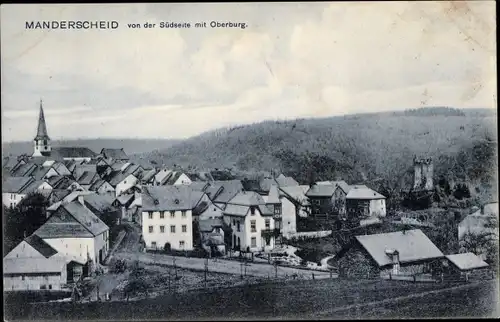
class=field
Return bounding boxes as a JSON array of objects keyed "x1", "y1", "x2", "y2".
[{"x1": 4, "y1": 278, "x2": 497, "y2": 320}]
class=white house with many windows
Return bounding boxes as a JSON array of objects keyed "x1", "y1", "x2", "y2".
[
  {"x1": 223, "y1": 191, "x2": 275, "y2": 252},
  {"x1": 141, "y1": 185, "x2": 205, "y2": 251}
]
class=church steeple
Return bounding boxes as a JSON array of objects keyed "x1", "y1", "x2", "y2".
[
  {"x1": 32, "y1": 99, "x2": 51, "y2": 157},
  {"x1": 35, "y1": 99, "x2": 50, "y2": 140}
]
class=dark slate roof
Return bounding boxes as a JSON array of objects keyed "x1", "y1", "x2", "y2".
[
  {"x1": 186, "y1": 172, "x2": 214, "y2": 182},
  {"x1": 101, "y1": 148, "x2": 129, "y2": 160},
  {"x1": 2, "y1": 176, "x2": 34, "y2": 193},
  {"x1": 275, "y1": 175, "x2": 300, "y2": 187},
  {"x1": 63, "y1": 201, "x2": 109, "y2": 236},
  {"x1": 35, "y1": 221, "x2": 95, "y2": 238},
  {"x1": 165, "y1": 172, "x2": 183, "y2": 185},
  {"x1": 212, "y1": 180, "x2": 244, "y2": 204},
  {"x1": 24, "y1": 234, "x2": 58, "y2": 258},
  {"x1": 142, "y1": 185, "x2": 205, "y2": 211},
  {"x1": 83, "y1": 193, "x2": 117, "y2": 213},
  {"x1": 108, "y1": 171, "x2": 136, "y2": 186},
  {"x1": 77, "y1": 171, "x2": 98, "y2": 185},
  {"x1": 140, "y1": 168, "x2": 158, "y2": 183},
  {"x1": 228, "y1": 191, "x2": 266, "y2": 206},
  {"x1": 306, "y1": 184, "x2": 337, "y2": 197},
  {"x1": 89, "y1": 179, "x2": 108, "y2": 191},
  {"x1": 190, "y1": 182, "x2": 210, "y2": 192},
  {"x1": 31, "y1": 166, "x2": 53, "y2": 180},
  {"x1": 242, "y1": 179, "x2": 262, "y2": 192},
  {"x1": 21, "y1": 179, "x2": 46, "y2": 195},
  {"x1": 2, "y1": 157, "x2": 21, "y2": 170},
  {"x1": 199, "y1": 218, "x2": 224, "y2": 232},
  {"x1": 51, "y1": 189, "x2": 72, "y2": 202},
  {"x1": 346, "y1": 185, "x2": 385, "y2": 200},
  {"x1": 11, "y1": 163, "x2": 38, "y2": 177},
  {"x1": 50, "y1": 147, "x2": 97, "y2": 158},
  {"x1": 193, "y1": 200, "x2": 210, "y2": 217}
]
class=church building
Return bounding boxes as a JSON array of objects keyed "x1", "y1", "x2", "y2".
[{"x1": 31, "y1": 100, "x2": 97, "y2": 161}]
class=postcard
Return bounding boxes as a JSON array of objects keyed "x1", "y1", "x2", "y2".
[{"x1": 1, "y1": 2, "x2": 498, "y2": 320}]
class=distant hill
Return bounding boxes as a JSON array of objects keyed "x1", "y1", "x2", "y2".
[
  {"x1": 139, "y1": 107, "x2": 497, "y2": 194},
  {"x1": 1, "y1": 138, "x2": 181, "y2": 157}
]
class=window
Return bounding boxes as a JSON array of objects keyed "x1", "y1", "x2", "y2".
[
  {"x1": 49, "y1": 284, "x2": 52, "y2": 290},
  {"x1": 251, "y1": 220, "x2": 256, "y2": 232},
  {"x1": 43, "y1": 140, "x2": 47, "y2": 146},
  {"x1": 149, "y1": 226, "x2": 154, "y2": 233},
  {"x1": 214, "y1": 227, "x2": 221, "y2": 234},
  {"x1": 160, "y1": 225, "x2": 165, "y2": 233},
  {"x1": 170, "y1": 211, "x2": 175, "y2": 218},
  {"x1": 232, "y1": 219, "x2": 236, "y2": 226},
  {"x1": 181, "y1": 211, "x2": 187, "y2": 218},
  {"x1": 274, "y1": 205, "x2": 281, "y2": 215},
  {"x1": 266, "y1": 236, "x2": 271, "y2": 246},
  {"x1": 179, "y1": 241, "x2": 185, "y2": 248},
  {"x1": 251, "y1": 237, "x2": 257, "y2": 248},
  {"x1": 22, "y1": 275, "x2": 25, "y2": 281},
  {"x1": 148, "y1": 212, "x2": 153, "y2": 219},
  {"x1": 237, "y1": 221, "x2": 240, "y2": 232},
  {"x1": 170, "y1": 225, "x2": 176, "y2": 233},
  {"x1": 182, "y1": 225, "x2": 187, "y2": 233},
  {"x1": 265, "y1": 219, "x2": 270, "y2": 229},
  {"x1": 250, "y1": 207, "x2": 255, "y2": 215},
  {"x1": 151, "y1": 241, "x2": 157, "y2": 248},
  {"x1": 160, "y1": 211, "x2": 165, "y2": 219}
]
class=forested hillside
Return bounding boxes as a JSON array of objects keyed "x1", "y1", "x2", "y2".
[{"x1": 141, "y1": 108, "x2": 496, "y2": 196}]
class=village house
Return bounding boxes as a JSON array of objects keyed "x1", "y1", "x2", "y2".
[
  {"x1": 458, "y1": 204, "x2": 498, "y2": 260},
  {"x1": 198, "y1": 218, "x2": 226, "y2": 255},
  {"x1": 35, "y1": 196, "x2": 110, "y2": 274},
  {"x1": 209, "y1": 180, "x2": 244, "y2": 210},
  {"x1": 4, "y1": 257, "x2": 69, "y2": 292},
  {"x1": 141, "y1": 185, "x2": 206, "y2": 251},
  {"x1": 140, "y1": 168, "x2": 158, "y2": 185},
  {"x1": 278, "y1": 185, "x2": 310, "y2": 236},
  {"x1": 4, "y1": 234, "x2": 86, "y2": 290},
  {"x1": 345, "y1": 185, "x2": 387, "y2": 225},
  {"x1": 332, "y1": 229, "x2": 444, "y2": 279},
  {"x1": 88, "y1": 178, "x2": 115, "y2": 195},
  {"x1": 262, "y1": 184, "x2": 282, "y2": 232},
  {"x1": 105, "y1": 170, "x2": 139, "y2": 197},
  {"x1": 223, "y1": 191, "x2": 275, "y2": 253},
  {"x1": 2, "y1": 176, "x2": 52, "y2": 208},
  {"x1": 305, "y1": 183, "x2": 337, "y2": 221}
]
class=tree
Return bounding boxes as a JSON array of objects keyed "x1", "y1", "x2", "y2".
[{"x1": 4, "y1": 192, "x2": 49, "y2": 256}]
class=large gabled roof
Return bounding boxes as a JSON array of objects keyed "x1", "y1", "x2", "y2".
[
  {"x1": 354, "y1": 229, "x2": 444, "y2": 267},
  {"x1": 445, "y1": 253, "x2": 489, "y2": 271},
  {"x1": 2, "y1": 176, "x2": 34, "y2": 193},
  {"x1": 142, "y1": 185, "x2": 205, "y2": 211},
  {"x1": 100, "y1": 148, "x2": 129, "y2": 160},
  {"x1": 24, "y1": 234, "x2": 58, "y2": 258}
]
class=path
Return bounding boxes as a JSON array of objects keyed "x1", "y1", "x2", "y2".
[{"x1": 115, "y1": 252, "x2": 334, "y2": 280}]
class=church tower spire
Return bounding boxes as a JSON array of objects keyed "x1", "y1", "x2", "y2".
[{"x1": 32, "y1": 99, "x2": 51, "y2": 157}]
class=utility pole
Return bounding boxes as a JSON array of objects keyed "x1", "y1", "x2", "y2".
[
  {"x1": 240, "y1": 259, "x2": 243, "y2": 280},
  {"x1": 204, "y1": 256, "x2": 208, "y2": 289}
]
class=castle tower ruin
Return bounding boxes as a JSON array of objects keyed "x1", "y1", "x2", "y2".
[{"x1": 413, "y1": 156, "x2": 434, "y2": 191}]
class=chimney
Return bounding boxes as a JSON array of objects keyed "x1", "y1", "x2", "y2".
[{"x1": 78, "y1": 194, "x2": 85, "y2": 205}]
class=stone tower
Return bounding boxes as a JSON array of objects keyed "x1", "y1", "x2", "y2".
[
  {"x1": 32, "y1": 99, "x2": 51, "y2": 157},
  {"x1": 413, "y1": 156, "x2": 434, "y2": 191}
]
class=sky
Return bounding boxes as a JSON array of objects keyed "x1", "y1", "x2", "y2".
[{"x1": 0, "y1": 2, "x2": 496, "y2": 142}]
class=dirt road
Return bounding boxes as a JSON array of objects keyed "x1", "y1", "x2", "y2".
[{"x1": 115, "y1": 251, "x2": 333, "y2": 280}]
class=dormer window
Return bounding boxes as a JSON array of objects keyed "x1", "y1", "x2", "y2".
[{"x1": 250, "y1": 207, "x2": 255, "y2": 215}]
